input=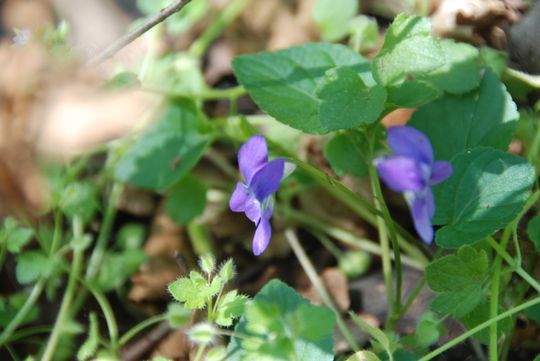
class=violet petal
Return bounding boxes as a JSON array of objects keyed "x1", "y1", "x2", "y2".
[
  {"x1": 410, "y1": 192, "x2": 434, "y2": 244},
  {"x1": 252, "y1": 217, "x2": 272, "y2": 256},
  {"x1": 244, "y1": 196, "x2": 262, "y2": 223},
  {"x1": 376, "y1": 156, "x2": 426, "y2": 192},
  {"x1": 387, "y1": 126, "x2": 434, "y2": 165},
  {"x1": 250, "y1": 158, "x2": 285, "y2": 201},
  {"x1": 238, "y1": 134, "x2": 268, "y2": 183},
  {"x1": 229, "y1": 182, "x2": 249, "y2": 212},
  {"x1": 430, "y1": 160, "x2": 453, "y2": 185},
  {"x1": 425, "y1": 187, "x2": 435, "y2": 218}
]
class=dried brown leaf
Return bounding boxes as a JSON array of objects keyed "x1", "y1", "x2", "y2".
[
  {"x1": 299, "y1": 267, "x2": 351, "y2": 312},
  {"x1": 130, "y1": 209, "x2": 195, "y2": 303},
  {"x1": 118, "y1": 187, "x2": 157, "y2": 218},
  {"x1": 151, "y1": 330, "x2": 190, "y2": 361},
  {"x1": 129, "y1": 256, "x2": 183, "y2": 302},
  {"x1": 0, "y1": 43, "x2": 49, "y2": 217},
  {"x1": 35, "y1": 85, "x2": 159, "y2": 158},
  {"x1": 381, "y1": 108, "x2": 415, "y2": 128},
  {"x1": 431, "y1": 0, "x2": 523, "y2": 45},
  {"x1": 2, "y1": 0, "x2": 54, "y2": 32}
]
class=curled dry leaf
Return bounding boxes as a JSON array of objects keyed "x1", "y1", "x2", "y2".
[
  {"x1": 235, "y1": 0, "x2": 317, "y2": 53},
  {"x1": 130, "y1": 209, "x2": 194, "y2": 303},
  {"x1": 266, "y1": 0, "x2": 317, "y2": 50},
  {"x1": 0, "y1": 42, "x2": 49, "y2": 217},
  {"x1": 431, "y1": 0, "x2": 523, "y2": 46}
]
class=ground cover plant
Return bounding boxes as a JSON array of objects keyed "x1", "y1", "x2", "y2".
[{"x1": 1, "y1": 0, "x2": 540, "y2": 360}]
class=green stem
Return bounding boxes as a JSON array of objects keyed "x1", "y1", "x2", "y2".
[
  {"x1": 212, "y1": 288, "x2": 225, "y2": 321},
  {"x1": 5, "y1": 345, "x2": 20, "y2": 361},
  {"x1": 511, "y1": 224, "x2": 522, "y2": 267},
  {"x1": 489, "y1": 261, "x2": 501, "y2": 361},
  {"x1": 207, "y1": 297, "x2": 214, "y2": 323},
  {"x1": 515, "y1": 267, "x2": 540, "y2": 293},
  {"x1": 311, "y1": 230, "x2": 343, "y2": 259},
  {"x1": 376, "y1": 200, "x2": 394, "y2": 321},
  {"x1": 189, "y1": 0, "x2": 251, "y2": 58},
  {"x1": 205, "y1": 146, "x2": 240, "y2": 179},
  {"x1": 0, "y1": 278, "x2": 46, "y2": 347},
  {"x1": 85, "y1": 182, "x2": 123, "y2": 281},
  {"x1": 70, "y1": 183, "x2": 123, "y2": 322},
  {"x1": 187, "y1": 222, "x2": 214, "y2": 256},
  {"x1": 86, "y1": 284, "x2": 119, "y2": 351},
  {"x1": 288, "y1": 157, "x2": 377, "y2": 222},
  {"x1": 521, "y1": 190, "x2": 540, "y2": 217},
  {"x1": 41, "y1": 217, "x2": 85, "y2": 361},
  {"x1": 489, "y1": 228, "x2": 510, "y2": 361},
  {"x1": 49, "y1": 211, "x2": 63, "y2": 256},
  {"x1": 418, "y1": 296, "x2": 540, "y2": 361},
  {"x1": 283, "y1": 207, "x2": 425, "y2": 270},
  {"x1": 285, "y1": 229, "x2": 359, "y2": 352},
  {"x1": 118, "y1": 314, "x2": 168, "y2": 346},
  {"x1": 486, "y1": 237, "x2": 540, "y2": 293},
  {"x1": 144, "y1": 85, "x2": 246, "y2": 101},
  {"x1": 8, "y1": 326, "x2": 53, "y2": 343},
  {"x1": 369, "y1": 163, "x2": 403, "y2": 327},
  {"x1": 528, "y1": 119, "x2": 540, "y2": 163}
]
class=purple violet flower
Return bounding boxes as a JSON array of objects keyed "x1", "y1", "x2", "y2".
[
  {"x1": 12, "y1": 29, "x2": 31, "y2": 47},
  {"x1": 229, "y1": 135, "x2": 295, "y2": 256},
  {"x1": 375, "y1": 126, "x2": 452, "y2": 244}
]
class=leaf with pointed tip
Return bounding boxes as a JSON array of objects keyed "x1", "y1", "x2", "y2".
[
  {"x1": 372, "y1": 14, "x2": 444, "y2": 86},
  {"x1": 409, "y1": 69, "x2": 518, "y2": 161},
  {"x1": 232, "y1": 43, "x2": 372, "y2": 134},
  {"x1": 433, "y1": 147, "x2": 534, "y2": 248}
]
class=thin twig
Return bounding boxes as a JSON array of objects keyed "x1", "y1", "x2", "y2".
[{"x1": 87, "y1": 0, "x2": 192, "y2": 65}]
